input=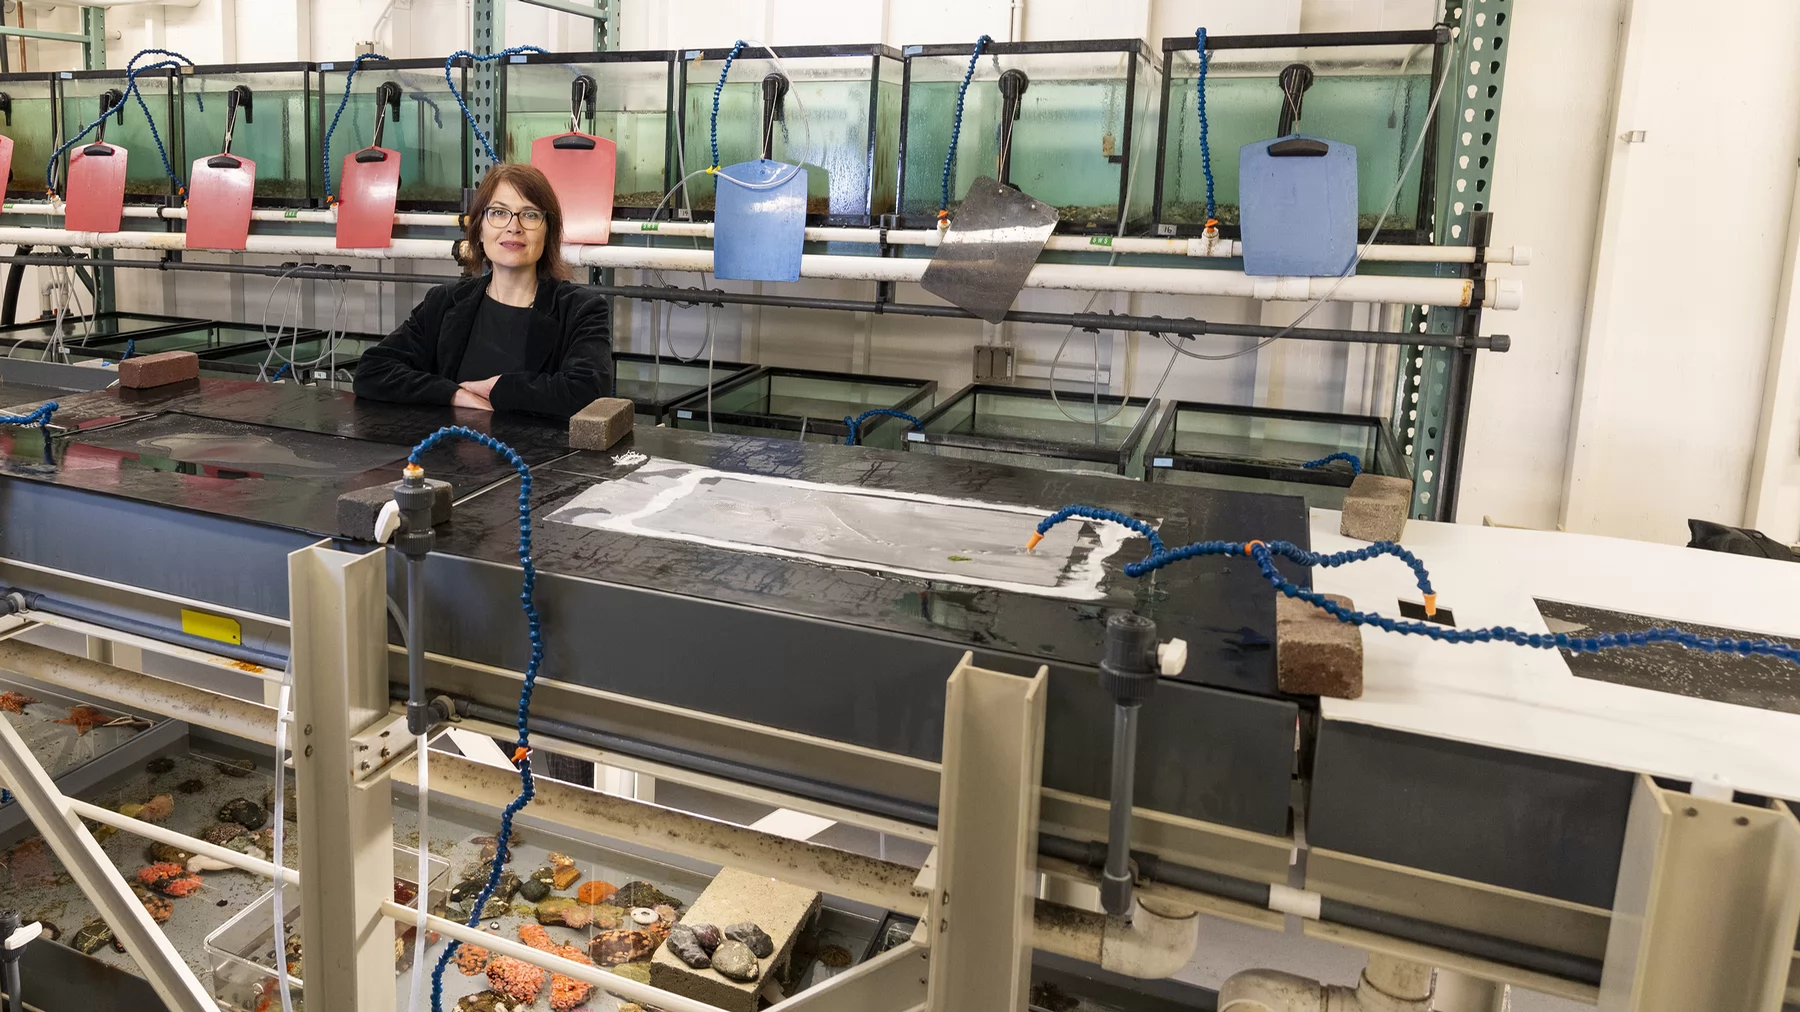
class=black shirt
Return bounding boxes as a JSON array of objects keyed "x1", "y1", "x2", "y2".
[{"x1": 456, "y1": 295, "x2": 535, "y2": 382}]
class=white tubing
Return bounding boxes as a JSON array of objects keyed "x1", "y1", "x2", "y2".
[
  {"x1": 0, "y1": 226, "x2": 1518, "y2": 309},
  {"x1": 0, "y1": 202, "x2": 1530, "y2": 264},
  {"x1": 407, "y1": 736, "x2": 429, "y2": 1012}
]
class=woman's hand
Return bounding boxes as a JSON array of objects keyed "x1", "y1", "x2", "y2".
[
  {"x1": 451, "y1": 388, "x2": 493, "y2": 411},
  {"x1": 460, "y1": 376, "x2": 500, "y2": 400}
]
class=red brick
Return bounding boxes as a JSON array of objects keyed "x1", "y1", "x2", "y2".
[{"x1": 117, "y1": 351, "x2": 200, "y2": 390}]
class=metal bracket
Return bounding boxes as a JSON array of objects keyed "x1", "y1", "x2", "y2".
[
  {"x1": 349, "y1": 711, "x2": 417, "y2": 784},
  {"x1": 290, "y1": 545, "x2": 398, "y2": 1012},
  {"x1": 1597, "y1": 776, "x2": 1800, "y2": 1010},
  {"x1": 925, "y1": 654, "x2": 1047, "y2": 1010}
]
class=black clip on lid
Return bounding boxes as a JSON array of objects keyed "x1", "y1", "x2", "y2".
[
  {"x1": 0, "y1": 94, "x2": 11, "y2": 128},
  {"x1": 1275, "y1": 63, "x2": 1314, "y2": 138},
  {"x1": 996, "y1": 69, "x2": 1030, "y2": 185},
  {"x1": 86, "y1": 88, "x2": 125, "y2": 153},
  {"x1": 759, "y1": 72, "x2": 790, "y2": 161},
  {"x1": 555, "y1": 75, "x2": 598, "y2": 150},
  {"x1": 359, "y1": 81, "x2": 402, "y2": 160},
  {"x1": 208, "y1": 85, "x2": 254, "y2": 168}
]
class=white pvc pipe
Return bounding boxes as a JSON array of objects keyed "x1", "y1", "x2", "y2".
[
  {"x1": 0, "y1": 202, "x2": 1531, "y2": 264},
  {"x1": 0, "y1": 225, "x2": 1520, "y2": 309},
  {"x1": 377, "y1": 899, "x2": 721, "y2": 1012},
  {"x1": 66, "y1": 797, "x2": 298, "y2": 885}
]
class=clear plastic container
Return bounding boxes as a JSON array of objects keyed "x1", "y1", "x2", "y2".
[
  {"x1": 899, "y1": 40, "x2": 1161, "y2": 233},
  {"x1": 204, "y1": 846, "x2": 449, "y2": 1012},
  {"x1": 1155, "y1": 29, "x2": 1447, "y2": 241},
  {"x1": 317, "y1": 58, "x2": 470, "y2": 209},
  {"x1": 180, "y1": 62, "x2": 320, "y2": 204},
  {"x1": 502, "y1": 51, "x2": 676, "y2": 217},
  {"x1": 0, "y1": 73, "x2": 60, "y2": 198},
  {"x1": 674, "y1": 44, "x2": 902, "y2": 225}
]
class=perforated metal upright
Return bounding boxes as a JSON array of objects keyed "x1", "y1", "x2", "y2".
[
  {"x1": 1396, "y1": 0, "x2": 1511, "y2": 521},
  {"x1": 469, "y1": 0, "x2": 503, "y2": 182}
]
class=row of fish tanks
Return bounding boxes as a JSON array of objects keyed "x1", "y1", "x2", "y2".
[
  {"x1": 0, "y1": 310, "x2": 1406, "y2": 508},
  {"x1": 0, "y1": 310, "x2": 375, "y2": 384},
  {"x1": 0, "y1": 27, "x2": 1448, "y2": 237},
  {"x1": 0, "y1": 668, "x2": 1210, "y2": 1012},
  {"x1": 622, "y1": 360, "x2": 1408, "y2": 509}
]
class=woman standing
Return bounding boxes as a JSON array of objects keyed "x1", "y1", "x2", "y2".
[{"x1": 354, "y1": 163, "x2": 612, "y2": 418}]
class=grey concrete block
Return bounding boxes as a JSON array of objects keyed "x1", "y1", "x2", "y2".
[
  {"x1": 1277, "y1": 593, "x2": 1364, "y2": 700},
  {"x1": 649, "y1": 867, "x2": 820, "y2": 1012},
  {"x1": 1339, "y1": 473, "x2": 1413, "y2": 543},
  {"x1": 336, "y1": 478, "x2": 451, "y2": 541},
  {"x1": 569, "y1": 397, "x2": 634, "y2": 451}
]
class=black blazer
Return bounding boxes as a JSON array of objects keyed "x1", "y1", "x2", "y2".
[{"x1": 353, "y1": 274, "x2": 612, "y2": 419}]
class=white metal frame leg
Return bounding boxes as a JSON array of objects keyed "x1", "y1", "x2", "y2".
[
  {"x1": 0, "y1": 711, "x2": 214, "y2": 1012},
  {"x1": 290, "y1": 545, "x2": 399, "y2": 1012}
]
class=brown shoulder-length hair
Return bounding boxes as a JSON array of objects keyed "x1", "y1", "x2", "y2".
[{"x1": 462, "y1": 163, "x2": 573, "y2": 283}]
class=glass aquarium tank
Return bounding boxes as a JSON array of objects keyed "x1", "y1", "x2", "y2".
[
  {"x1": 674, "y1": 44, "x2": 902, "y2": 225},
  {"x1": 1155, "y1": 28, "x2": 1447, "y2": 241},
  {"x1": 1142, "y1": 400, "x2": 1409, "y2": 510},
  {"x1": 59, "y1": 68, "x2": 184, "y2": 201},
  {"x1": 898, "y1": 40, "x2": 1160, "y2": 234},
  {"x1": 0, "y1": 312, "x2": 209, "y2": 346},
  {"x1": 201, "y1": 329, "x2": 381, "y2": 378},
  {"x1": 503, "y1": 50, "x2": 675, "y2": 218},
  {"x1": 317, "y1": 57, "x2": 469, "y2": 209},
  {"x1": 180, "y1": 62, "x2": 319, "y2": 204},
  {"x1": 614, "y1": 351, "x2": 755, "y2": 424},
  {"x1": 906, "y1": 384, "x2": 1160, "y2": 476},
  {"x1": 668, "y1": 367, "x2": 936, "y2": 449},
  {"x1": 0, "y1": 73, "x2": 58, "y2": 199}
]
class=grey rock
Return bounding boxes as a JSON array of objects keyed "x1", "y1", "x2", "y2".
[
  {"x1": 724, "y1": 921, "x2": 773, "y2": 959},
  {"x1": 517, "y1": 877, "x2": 550, "y2": 902},
  {"x1": 665, "y1": 924, "x2": 712, "y2": 969},
  {"x1": 710, "y1": 939, "x2": 759, "y2": 982},
  {"x1": 689, "y1": 922, "x2": 722, "y2": 953}
]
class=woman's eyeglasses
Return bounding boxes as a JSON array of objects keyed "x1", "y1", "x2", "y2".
[{"x1": 484, "y1": 206, "x2": 546, "y2": 231}]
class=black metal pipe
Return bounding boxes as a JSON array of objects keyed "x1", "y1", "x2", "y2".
[
  {"x1": 20, "y1": 593, "x2": 289, "y2": 671},
  {"x1": 444, "y1": 695, "x2": 942, "y2": 826},
  {"x1": 588, "y1": 283, "x2": 1509, "y2": 351},
  {"x1": 0, "y1": 254, "x2": 1510, "y2": 352},
  {"x1": 1317, "y1": 899, "x2": 1603, "y2": 986},
  {"x1": 0, "y1": 247, "x2": 30, "y2": 327}
]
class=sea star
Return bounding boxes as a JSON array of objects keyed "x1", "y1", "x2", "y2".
[
  {"x1": 55, "y1": 705, "x2": 111, "y2": 735},
  {"x1": 0, "y1": 692, "x2": 38, "y2": 715}
]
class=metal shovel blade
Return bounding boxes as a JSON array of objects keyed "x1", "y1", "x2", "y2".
[
  {"x1": 336, "y1": 147, "x2": 402, "y2": 249},
  {"x1": 919, "y1": 177, "x2": 1058, "y2": 324},
  {"x1": 65, "y1": 143, "x2": 129, "y2": 233},
  {"x1": 0, "y1": 136, "x2": 14, "y2": 215},
  {"x1": 713, "y1": 159, "x2": 807, "y2": 283},
  {"x1": 533, "y1": 132, "x2": 617, "y2": 245},
  {"x1": 185, "y1": 154, "x2": 257, "y2": 251}
]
